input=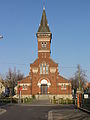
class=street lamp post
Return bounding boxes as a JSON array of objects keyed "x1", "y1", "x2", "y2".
[
  {"x1": 30, "y1": 75, "x2": 32, "y2": 95},
  {"x1": 18, "y1": 81, "x2": 22, "y2": 104},
  {"x1": 76, "y1": 65, "x2": 82, "y2": 108}
]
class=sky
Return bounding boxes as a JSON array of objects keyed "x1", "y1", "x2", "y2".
[{"x1": 0, "y1": 0, "x2": 90, "y2": 81}]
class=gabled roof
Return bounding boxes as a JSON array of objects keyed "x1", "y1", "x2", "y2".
[
  {"x1": 58, "y1": 75, "x2": 70, "y2": 83},
  {"x1": 30, "y1": 58, "x2": 58, "y2": 67},
  {"x1": 37, "y1": 8, "x2": 51, "y2": 33},
  {"x1": 18, "y1": 76, "x2": 31, "y2": 84}
]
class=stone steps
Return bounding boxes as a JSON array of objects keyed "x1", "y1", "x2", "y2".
[
  {"x1": 32, "y1": 100, "x2": 51, "y2": 105},
  {"x1": 31, "y1": 95, "x2": 51, "y2": 105},
  {"x1": 38, "y1": 95, "x2": 49, "y2": 100}
]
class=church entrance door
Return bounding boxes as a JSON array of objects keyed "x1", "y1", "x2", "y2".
[{"x1": 41, "y1": 84, "x2": 47, "y2": 94}]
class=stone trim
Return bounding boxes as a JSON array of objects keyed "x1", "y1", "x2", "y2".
[
  {"x1": 50, "y1": 67, "x2": 56, "y2": 73},
  {"x1": 38, "y1": 78, "x2": 51, "y2": 87},
  {"x1": 18, "y1": 83, "x2": 31, "y2": 86},
  {"x1": 61, "y1": 88, "x2": 67, "y2": 90},
  {"x1": 38, "y1": 39, "x2": 50, "y2": 42},
  {"x1": 32, "y1": 68, "x2": 38, "y2": 73},
  {"x1": 37, "y1": 32, "x2": 51, "y2": 37},
  {"x1": 58, "y1": 83, "x2": 71, "y2": 86},
  {"x1": 38, "y1": 50, "x2": 50, "y2": 52}
]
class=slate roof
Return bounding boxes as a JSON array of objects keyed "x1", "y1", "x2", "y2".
[
  {"x1": 58, "y1": 75, "x2": 70, "y2": 83},
  {"x1": 18, "y1": 76, "x2": 31, "y2": 84},
  {"x1": 37, "y1": 8, "x2": 51, "y2": 33}
]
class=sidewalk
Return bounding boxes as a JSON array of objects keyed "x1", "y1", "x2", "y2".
[
  {"x1": 48, "y1": 108, "x2": 90, "y2": 120},
  {"x1": 0, "y1": 103, "x2": 13, "y2": 115}
]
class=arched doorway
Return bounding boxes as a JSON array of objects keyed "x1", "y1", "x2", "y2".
[{"x1": 41, "y1": 79, "x2": 48, "y2": 94}]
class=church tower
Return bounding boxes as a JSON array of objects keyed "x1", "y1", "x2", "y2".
[
  {"x1": 37, "y1": 8, "x2": 52, "y2": 59},
  {"x1": 17, "y1": 6, "x2": 72, "y2": 100}
]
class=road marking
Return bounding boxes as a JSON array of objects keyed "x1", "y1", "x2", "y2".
[
  {"x1": 0, "y1": 109, "x2": 6, "y2": 115},
  {"x1": 48, "y1": 111, "x2": 53, "y2": 120}
]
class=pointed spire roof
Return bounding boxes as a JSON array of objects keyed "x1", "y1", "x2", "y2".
[{"x1": 37, "y1": 8, "x2": 51, "y2": 33}]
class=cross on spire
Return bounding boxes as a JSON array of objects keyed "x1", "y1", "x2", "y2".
[
  {"x1": 37, "y1": 0, "x2": 52, "y2": 34},
  {"x1": 43, "y1": 0, "x2": 45, "y2": 10}
]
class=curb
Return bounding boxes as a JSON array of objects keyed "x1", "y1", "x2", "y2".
[
  {"x1": 0, "y1": 109, "x2": 6, "y2": 115},
  {"x1": 79, "y1": 107, "x2": 90, "y2": 114},
  {"x1": 18, "y1": 103, "x2": 61, "y2": 107},
  {"x1": 74, "y1": 105, "x2": 90, "y2": 114},
  {"x1": 0, "y1": 103, "x2": 14, "y2": 108},
  {"x1": 48, "y1": 111, "x2": 53, "y2": 120}
]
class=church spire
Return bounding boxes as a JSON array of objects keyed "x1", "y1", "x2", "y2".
[
  {"x1": 43, "y1": 0, "x2": 45, "y2": 10},
  {"x1": 37, "y1": 8, "x2": 51, "y2": 33}
]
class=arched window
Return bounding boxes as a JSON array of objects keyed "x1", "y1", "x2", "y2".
[
  {"x1": 61, "y1": 84, "x2": 66, "y2": 90},
  {"x1": 43, "y1": 63, "x2": 45, "y2": 74},
  {"x1": 23, "y1": 85, "x2": 24, "y2": 90},
  {"x1": 46, "y1": 64, "x2": 48, "y2": 74},
  {"x1": 40, "y1": 63, "x2": 49, "y2": 75},
  {"x1": 64, "y1": 84, "x2": 66, "y2": 89},
  {"x1": 40, "y1": 64, "x2": 42, "y2": 74}
]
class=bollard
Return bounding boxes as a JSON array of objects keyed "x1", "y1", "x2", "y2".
[{"x1": 77, "y1": 90, "x2": 82, "y2": 108}]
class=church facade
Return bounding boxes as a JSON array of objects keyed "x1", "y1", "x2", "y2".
[{"x1": 17, "y1": 8, "x2": 72, "y2": 100}]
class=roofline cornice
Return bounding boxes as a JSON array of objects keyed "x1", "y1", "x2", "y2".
[{"x1": 36, "y1": 32, "x2": 52, "y2": 39}]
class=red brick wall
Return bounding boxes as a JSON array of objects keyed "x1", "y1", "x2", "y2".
[{"x1": 17, "y1": 33, "x2": 72, "y2": 96}]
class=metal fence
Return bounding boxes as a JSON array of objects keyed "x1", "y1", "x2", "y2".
[{"x1": 81, "y1": 93, "x2": 90, "y2": 111}]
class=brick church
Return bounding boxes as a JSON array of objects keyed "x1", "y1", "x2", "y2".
[{"x1": 16, "y1": 8, "x2": 72, "y2": 100}]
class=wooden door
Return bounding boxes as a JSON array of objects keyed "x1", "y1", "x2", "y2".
[{"x1": 41, "y1": 84, "x2": 47, "y2": 94}]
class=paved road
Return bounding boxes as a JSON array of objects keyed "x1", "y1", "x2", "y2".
[{"x1": 0, "y1": 104, "x2": 90, "y2": 120}]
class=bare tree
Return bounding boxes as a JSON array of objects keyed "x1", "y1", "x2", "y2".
[
  {"x1": 5, "y1": 67, "x2": 24, "y2": 96},
  {"x1": 71, "y1": 64, "x2": 87, "y2": 90}
]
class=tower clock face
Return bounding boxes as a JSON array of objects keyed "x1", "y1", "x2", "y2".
[{"x1": 41, "y1": 42, "x2": 47, "y2": 48}]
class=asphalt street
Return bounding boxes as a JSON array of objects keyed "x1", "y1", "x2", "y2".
[{"x1": 0, "y1": 104, "x2": 90, "y2": 120}]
